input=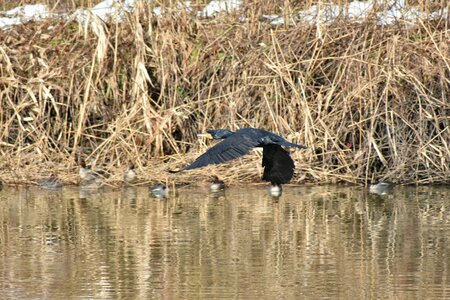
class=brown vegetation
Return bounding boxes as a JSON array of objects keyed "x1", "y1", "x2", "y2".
[{"x1": 0, "y1": 1, "x2": 449, "y2": 186}]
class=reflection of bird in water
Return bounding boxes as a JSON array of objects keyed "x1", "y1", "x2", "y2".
[
  {"x1": 267, "y1": 182, "x2": 283, "y2": 198},
  {"x1": 369, "y1": 175, "x2": 394, "y2": 195},
  {"x1": 171, "y1": 128, "x2": 307, "y2": 197},
  {"x1": 150, "y1": 183, "x2": 169, "y2": 199},
  {"x1": 210, "y1": 175, "x2": 225, "y2": 192},
  {"x1": 37, "y1": 173, "x2": 62, "y2": 189},
  {"x1": 79, "y1": 160, "x2": 103, "y2": 189},
  {"x1": 123, "y1": 163, "x2": 137, "y2": 184}
]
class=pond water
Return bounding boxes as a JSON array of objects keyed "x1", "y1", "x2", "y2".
[{"x1": 0, "y1": 185, "x2": 449, "y2": 299}]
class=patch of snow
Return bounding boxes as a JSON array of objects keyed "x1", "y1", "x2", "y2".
[
  {"x1": 293, "y1": 0, "x2": 431, "y2": 26},
  {"x1": 71, "y1": 0, "x2": 139, "y2": 25},
  {"x1": 347, "y1": 1, "x2": 373, "y2": 19},
  {"x1": 261, "y1": 15, "x2": 285, "y2": 25},
  {"x1": 0, "y1": 17, "x2": 21, "y2": 27},
  {"x1": 152, "y1": 1, "x2": 192, "y2": 17},
  {"x1": 429, "y1": 7, "x2": 449, "y2": 20},
  {"x1": 71, "y1": 8, "x2": 90, "y2": 23},
  {"x1": 0, "y1": 0, "x2": 448, "y2": 29},
  {"x1": 152, "y1": 6, "x2": 163, "y2": 16},
  {"x1": 377, "y1": 5, "x2": 426, "y2": 25},
  {"x1": 296, "y1": 4, "x2": 341, "y2": 25},
  {"x1": 199, "y1": 0, "x2": 242, "y2": 17},
  {"x1": 0, "y1": 4, "x2": 51, "y2": 28},
  {"x1": 90, "y1": 0, "x2": 136, "y2": 21},
  {"x1": 4, "y1": 4, "x2": 50, "y2": 18}
]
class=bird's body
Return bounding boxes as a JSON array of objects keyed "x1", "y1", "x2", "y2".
[
  {"x1": 369, "y1": 182, "x2": 394, "y2": 195},
  {"x1": 79, "y1": 160, "x2": 103, "y2": 189},
  {"x1": 124, "y1": 163, "x2": 137, "y2": 184},
  {"x1": 150, "y1": 184, "x2": 169, "y2": 199},
  {"x1": 79, "y1": 160, "x2": 96, "y2": 182},
  {"x1": 81, "y1": 177, "x2": 103, "y2": 189},
  {"x1": 37, "y1": 173, "x2": 62, "y2": 189},
  {"x1": 174, "y1": 128, "x2": 306, "y2": 193},
  {"x1": 210, "y1": 175, "x2": 225, "y2": 192},
  {"x1": 369, "y1": 174, "x2": 394, "y2": 195},
  {"x1": 262, "y1": 144, "x2": 294, "y2": 185}
]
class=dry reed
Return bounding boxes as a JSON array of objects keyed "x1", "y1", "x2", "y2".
[{"x1": 0, "y1": 1, "x2": 449, "y2": 186}]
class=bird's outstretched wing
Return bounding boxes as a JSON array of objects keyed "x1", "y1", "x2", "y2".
[{"x1": 182, "y1": 133, "x2": 260, "y2": 170}]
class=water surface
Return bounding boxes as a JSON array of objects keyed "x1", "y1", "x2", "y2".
[{"x1": 0, "y1": 185, "x2": 449, "y2": 299}]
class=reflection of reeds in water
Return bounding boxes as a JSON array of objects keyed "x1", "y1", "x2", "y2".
[
  {"x1": 0, "y1": 186, "x2": 449, "y2": 298},
  {"x1": 0, "y1": 2, "x2": 449, "y2": 185}
]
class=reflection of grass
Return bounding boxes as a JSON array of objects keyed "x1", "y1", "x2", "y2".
[{"x1": 1, "y1": 186, "x2": 449, "y2": 298}]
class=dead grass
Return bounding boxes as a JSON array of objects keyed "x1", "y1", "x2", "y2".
[{"x1": 0, "y1": 1, "x2": 449, "y2": 186}]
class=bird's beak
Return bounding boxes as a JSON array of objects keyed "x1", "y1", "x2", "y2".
[{"x1": 197, "y1": 133, "x2": 213, "y2": 139}]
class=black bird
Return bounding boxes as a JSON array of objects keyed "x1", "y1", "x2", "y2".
[
  {"x1": 173, "y1": 128, "x2": 307, "y2": 194},
  {"x1": 262, "y1": 144, "x2": 295, "y2": 197}
]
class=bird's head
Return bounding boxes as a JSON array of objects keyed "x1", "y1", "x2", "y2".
[
  {"x1": 210, "y1": 175, "x2": 223, "y2": 183},
  {"x1": 79, "y1": 160, "x2": 87, "y2": 168},
  {"x1": 198, "y1": 129, "x2": 234, "y2": 140}
]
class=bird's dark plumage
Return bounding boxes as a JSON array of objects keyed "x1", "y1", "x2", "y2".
[
  {"x1": 182, "y1": 128, "x2": 306, "y2": 172},
  {"x1": 262, "y1": 144, "x2": 294, "y2": 185},
  {"x1": 173, "y1": 128, "x2": 306, "y2": 190},
  {"x1": 184, "y1": 132, "x2": 260, "y2": 170}
]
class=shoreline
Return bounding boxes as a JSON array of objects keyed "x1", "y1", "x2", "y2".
[{"x1": 1, "y1": 154, "x2": 448, "y2": 187}]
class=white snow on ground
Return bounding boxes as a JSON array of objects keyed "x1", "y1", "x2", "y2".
[
  {"x1": 0, "y1": 0, "x2": 448, "y2": 29},
  {"x1": 430, "y1": 7, "x2": 449, "y2": 19},
  {"x1": 261, "y1": 15, "x2": 285, "y2": 25},
  {"x1": 152, "y1": 1, "x2": 192, "y2": 17},
  {"x1": 261, "y1": 0, "x2": 443, "y2": 26},
  {"x1": 0, "y1": 4, "x2": 51, "y2": 27},
  {"x1": 89, "y1": 0, "x2": 136, "y2": 21},
  {"x1": 72, "y1": 0, "x2": 137, "y2": 23},
  {"x1": 4, "y1": 3, "x2": 50, "y2": 18},
  {"x1": 347, "y1": 1, "x2": 373, "y2": 19},
  {"x1": 152, "y1": 6, "x2": 163, "y2": 16},
  {"x1": 198, "y1": 0, "x2": 242, "y2": 17}
]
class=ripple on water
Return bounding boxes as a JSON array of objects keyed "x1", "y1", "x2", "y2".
[{"x1": 0, "y1": 185, "x2": 449, "y2": 299}]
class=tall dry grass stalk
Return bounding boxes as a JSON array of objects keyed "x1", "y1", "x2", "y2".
[{"x1": 0, "y1": 1, "x2": 449, "y2": 185}]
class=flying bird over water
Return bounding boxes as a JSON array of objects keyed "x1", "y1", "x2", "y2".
[{"x1": 172, "y1": 128, "x2": 307, "y2": 195}]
